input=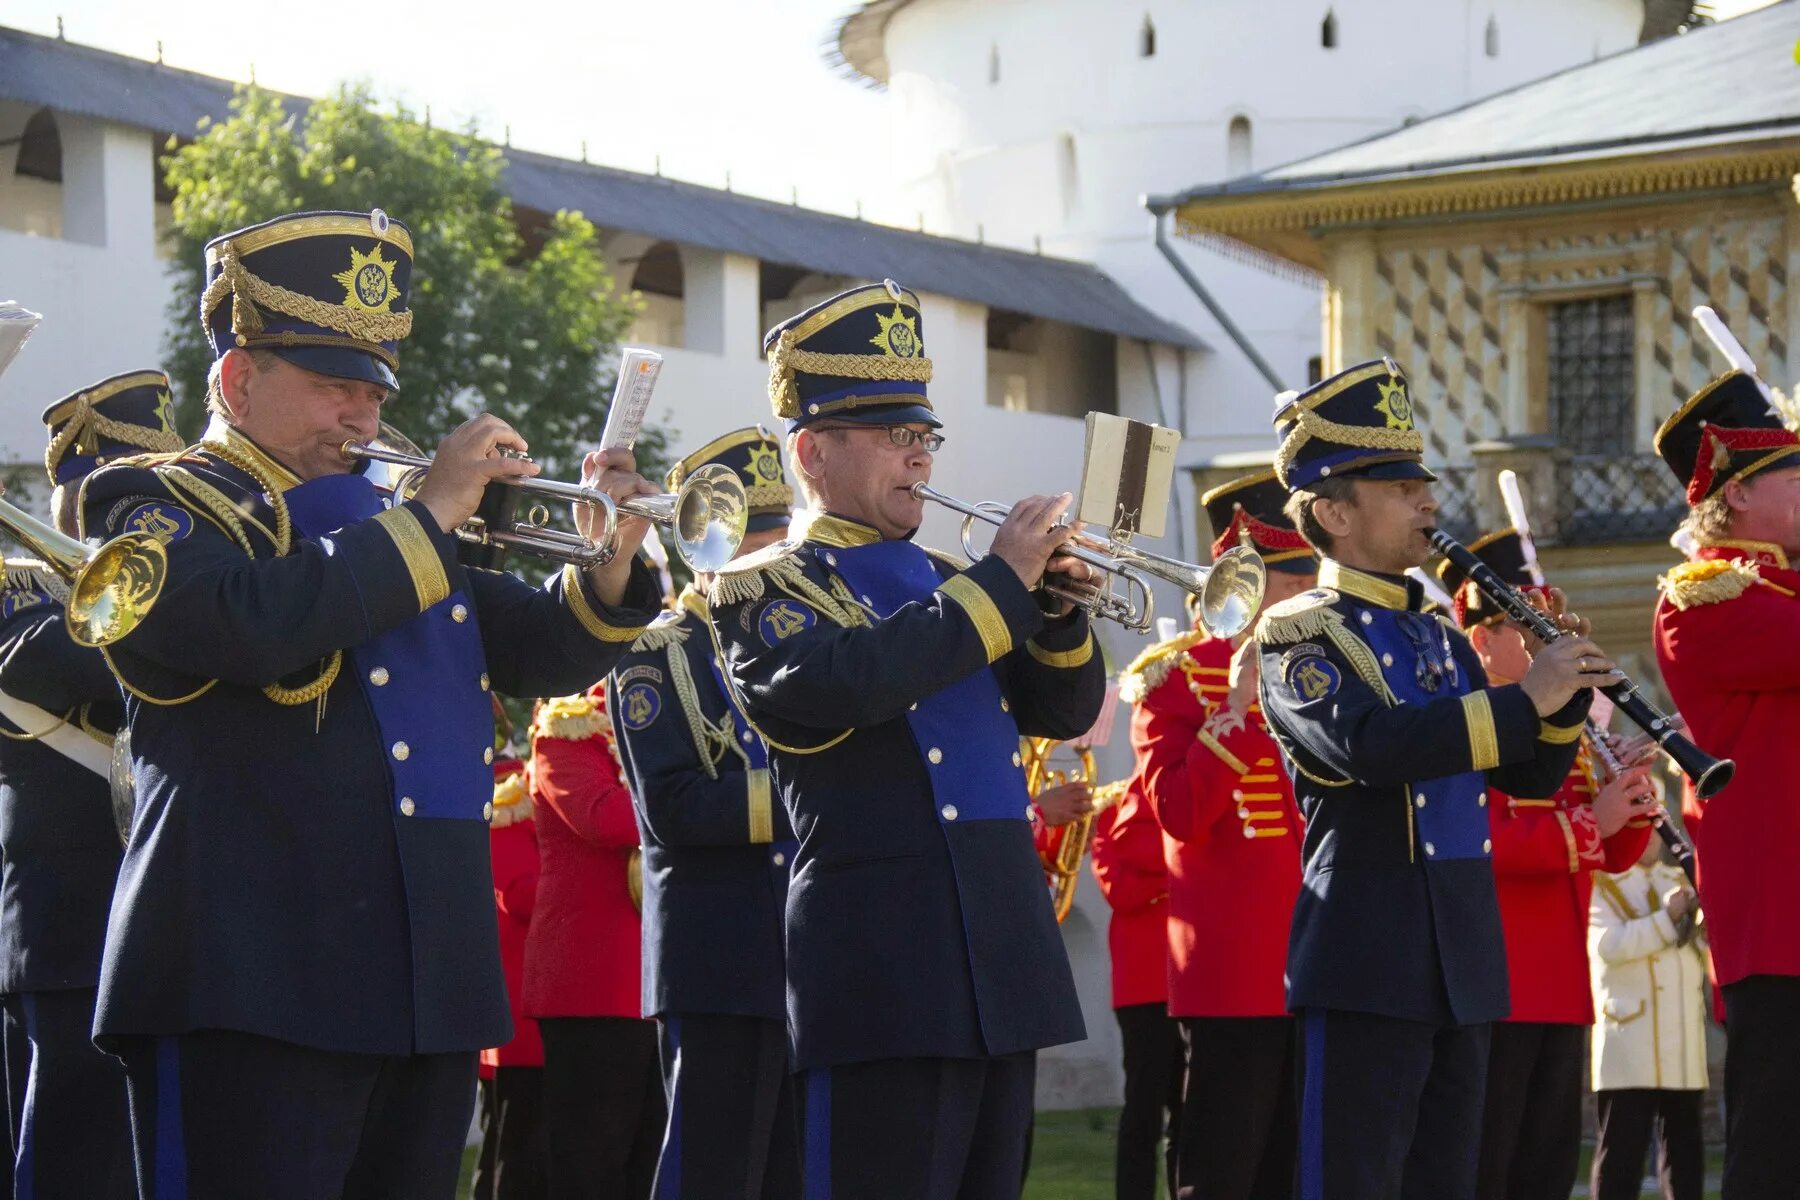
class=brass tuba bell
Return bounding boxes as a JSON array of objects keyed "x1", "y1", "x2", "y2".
[{"x1": 1024, "y1": 737, "x2": 1127, "y2": 923}]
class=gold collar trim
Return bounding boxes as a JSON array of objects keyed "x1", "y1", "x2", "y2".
[
  {"x1": 677, "y1": 584, "x2": 710, "y2": 622},
  {"x1": 1702, "y1": 538, "x2": 1790, "y2": 570},
  {"x1": 1321, "y1": 560, "x2": 1410, "y2": 610},
  {"x1": 201, "y1": 417, "x2": 303, "y2": 491},
  {"x1": 791, "y1": 510, "x2": 883, "y2": 549}
]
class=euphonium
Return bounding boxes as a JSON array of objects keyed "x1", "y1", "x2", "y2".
[{"x1": 1025, "y1": 737, "x2": 1127, "y2": 923}]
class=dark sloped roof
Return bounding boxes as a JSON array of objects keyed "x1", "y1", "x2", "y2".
[
  {"x1": 0, "y1": 23, "x2": 1198, "y2": 349},
  {"x1": 1165, "y1": 0, "x2": 1800, "y2": 203}
]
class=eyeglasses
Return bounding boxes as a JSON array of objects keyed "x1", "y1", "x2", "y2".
[{"x1": 818, "y1": 424, "x2": 945, "y2": 452}]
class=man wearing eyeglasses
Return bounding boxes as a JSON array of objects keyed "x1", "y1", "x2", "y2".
[
  {"x1": 1256, "y1": 360, "x2": 1612, "y2": 1200},
  {"x1": 708, "y1": 280, "x2": 1105, "y2": 1199}
]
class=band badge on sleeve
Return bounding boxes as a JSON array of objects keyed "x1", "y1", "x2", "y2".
[
  {"x1": 1285, "y1": 654, "x2": 1341, "y2": 702},
  {"x1": 619, "y1": 682, "x2": 662, "y2": 731},
  {"x1": 123, "y1": 502, "x2": 193, "y2": 545},
  {"x1": 757, "y1": 599, "x2": 816, "y2": 646},
  {"x1": 0, "y1": 588, "x2": 50, "y2": 620}
]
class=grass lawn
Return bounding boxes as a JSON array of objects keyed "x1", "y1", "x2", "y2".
[{"x1": 456, "y1": 1109, "x2": 1725, "y2": 1198}]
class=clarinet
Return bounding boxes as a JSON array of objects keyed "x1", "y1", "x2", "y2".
[
  {"x1": 1427, "y1": 529, "x2": 1735, "y2": 799},
  {"x1": 1585, "y1": 719, "x2": 1699, "y2": 887}
]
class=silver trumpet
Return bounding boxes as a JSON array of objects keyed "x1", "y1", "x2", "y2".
[
  {"x1": 911, "y1": 482, "x2": 1267, "y2": 637},
  {"x1": 344, "y1": 436, "x2": 749, "y2": 572}
]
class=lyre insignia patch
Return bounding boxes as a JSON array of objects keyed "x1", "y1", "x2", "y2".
[
  {"x1": 1286, "y1": 655, "x2": 1341, "y2": 702},
  {"x1": 619, "y1": 682, "x2": 662, "y2": 731},
  {"x1": 757, "y1": 599, "x2": 816, "y2": 646},
  {"x1": 123, "y1": 502, "x2": 193, "y2": 545}
]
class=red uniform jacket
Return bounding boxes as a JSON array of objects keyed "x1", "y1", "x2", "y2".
[
  {"x1": 1126, "y1": 632, "x2": 1302, "y2": 1018},
  {"x1": 1489, "y1": 741, "x2": 1651, "y2": 1024},
  {"x1": 483, "y1": 803, "x2": 545, "y2": 1068},
  {"x1": 1089, "y1": 779, "x2": 1169, "y2": 1009},
  {"x1": 523, "y1": 688, "x2": 644, "y2": 1019},
  {"x1": 1655, "y1": 541, "x2": 1800, "y2": 987}
]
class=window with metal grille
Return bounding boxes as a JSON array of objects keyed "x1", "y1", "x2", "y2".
[{"x1": 1546, "y1": 294, "x2": 1634, "y2": 454}]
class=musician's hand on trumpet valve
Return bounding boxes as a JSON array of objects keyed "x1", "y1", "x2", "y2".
[
  {"x1": 988, "y1": 492, "x2": 1092, "y2": 615},
  {"x1": 411, "y1": 413, "x2": 542, "y2": 533}
]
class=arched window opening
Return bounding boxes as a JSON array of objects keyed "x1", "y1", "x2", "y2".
[
  {"x1": 13, "y1": 108, "x2": 61, "y2": 182},
  {"x1": 628, "y1": 240, "x2": 685, "y2": 348},
  {"x1": 988, "y1": 43, "x2": 1001, "y2": 85},
  {"x1": 1226, "y1": 115, "x2": 1253, "y2": 176},
  {"x1": 1484, "y1": 14, "x2": 1500, "y2": 57},
  {"x1": 1321, "y1": 9, "x2": 1338, "y2": 49},
  {"x1": 1140, "y1": 16, "x2": 1156, "y2": 58}
]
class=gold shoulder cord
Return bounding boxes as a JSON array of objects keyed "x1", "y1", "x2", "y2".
[
  {"x1": 666, "y1": 639, "x2": 743, "y2": 780},
  {"x1": 701, "y1": 612, "x2": 853, "y2": 757}
]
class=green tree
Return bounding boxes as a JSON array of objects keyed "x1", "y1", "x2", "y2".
[{"x1": 160, "y1": 83, "x2": 663, "y2": 479}]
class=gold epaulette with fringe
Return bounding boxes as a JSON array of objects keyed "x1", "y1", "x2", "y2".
[
  {"x1": 1, "y1": 558, "x2": 68, "y2": 605},
  {"x1": 1253, "y1": 588, "x2": 1343, "y2": 645},
  {"x1": 709, "y1": 540, "x2": 806, "y2": 608},
  {"x1": 628, "y1": 613, "x2": 690, "y2": 653},
  {"x1": 1118, "y1": 630, "x2": 1205, "y2": 703},
  {"x1": 1659, "y1": 559, "x2": 1760, "y2": 611},
  {"x1": 532, "y1": 694, "x2": 611, "y2": 742}
]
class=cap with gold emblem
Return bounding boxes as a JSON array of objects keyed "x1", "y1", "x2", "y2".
[
  {"x1": 1655, "y1": 370, "x2": 1800, "y2": 504},
  {"x1": 1200, "y1": 467, "x2": 1316, "y2": 575},
  {"x1": 202, "y1": 209, "x2": 414, "y2": 391},
  {"x1": 763, "y1": 279, "x2": 937, "y2": 432},
  {"x1": 1273, "y1": 358, "x2": 1434, "y2": 490},
  {"x1": 1435, "y1": 528, "x2": 1533, "y2": 628},
  {"x1": 41, "y1": 368, "x2": 185, "y2": 486},
  {"x1": 667, "y1": 426, "x2": 793, "y2": 534}
]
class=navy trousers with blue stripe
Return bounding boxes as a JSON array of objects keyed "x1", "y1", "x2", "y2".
[
  {"x1": 801, "y1": 1051, "x2": 1034, "y2": 1200},
  {"x1": 2, "y1": 987, "x2": 133, "y2": 1200},
  {"x1": 654, "y1": 1014, "x2": 798, "y2": 1200},
  {"x1": 117, "y1": 1029, "x2": 476, "y2": 1200},
  {"x1": 1297, "y1": 1009, "x2": 1489, "y2": 1200}
]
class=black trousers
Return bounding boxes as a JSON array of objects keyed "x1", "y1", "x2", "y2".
[
  {"x1": 1297, "y1": 1009, "x2": 1490, "y2": 1200},
  {"x1": 539, "y1": 1016, "x2": 665, "y2": 1200},
  {"x1": 800, "y1": 1051, "x2": 1035, "y2": 1200},
  {"x1": 1591, "y1": 1089, "x2": 1705, "y2": 1200},
  {"x1": 654, "y1": 1013, "x2": 798, "y2": 1200},
  {"x1": 1722, "y1": 974, "x2": 1800, "y2": 1200},
  {"x1": 2, "y1": 987, "x2": 134, "y2": 1200},
  {"x1": 1115, "y1": 1004, "x2": 1182, "y2": 1200},
  {"x1": 116, "y1": 1028, "x2": 476, "y2": 1200},
  {"x1": 1175, "y1": 1015, "x2": 1295, "y2": 1200},
  {"x1": 1474, "y1": 1020, "x2": 1585, "y2": 1200},
  {"x1": 472, "y1": 1067, "x2": 549, "y2": 1200}
]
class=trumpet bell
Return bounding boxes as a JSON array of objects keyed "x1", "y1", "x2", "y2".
[
  {"x1": 1195, "y1": 546, "x2": 1267, "y2": 641},
  {"x1": 67, "y1": 534, "x2": 168, "y2": 647},
  {"x1": 662, "y1": 464, "x2": 748, "y2": 574}
]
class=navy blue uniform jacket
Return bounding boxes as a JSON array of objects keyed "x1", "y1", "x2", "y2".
[
  {"x1": 1256, "y1": 561, "x2": 1591, "y2": 1026},
  {"x1": 80, "y1": 428, "x2": 657, "y2": 1055},
  {"x1": 610, "y1": 587, "x2": 796, "y2": 1023},
  {"x1": 708, "y1": 512, "x2": 1103, "y2": 1070},
  {"x1": 0, "y1": 561, "x2": 123, "y2": 995}
]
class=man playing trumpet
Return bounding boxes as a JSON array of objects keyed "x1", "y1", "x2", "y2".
[
  {"x1": 81, "y1": 209, "x2": 662, "y2": 1198},
  {"x1": 709, "y1": 280, "x2": 1105, "y2": 1198}
]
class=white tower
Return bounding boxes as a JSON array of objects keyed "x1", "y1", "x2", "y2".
[{"x1": 833, "y1": 0, "x2": 1652, "y2": 450}]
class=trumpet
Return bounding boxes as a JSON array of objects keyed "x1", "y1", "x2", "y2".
[
  {"x1": 344, "y1": 438, "x2": 749, "y2": 572},
  {"x1": 0, "y1": 488, "x2": 165, "y2": 648},
  {"x1": 911, "y1": 482, "x2": 1267, "y2": 637}
]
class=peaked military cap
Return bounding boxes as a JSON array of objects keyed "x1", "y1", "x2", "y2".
[
  {"x1": 666, "y1": 426, "x2": 794, "y2": 534},
  {"x1": 1654, "y1": 370, "x2": 1800, "y2": 504},
  {"x1": 203, "y1": 209, "x2": 414, "y2": 390},
  {"x1": 1200, "y1": 467, "x2": 1316, "y2": 575},
  {"x1": 1273, "y1": 358, "x2": 1435, "y2": 490},
  {"x1": 763, "y1": 279, "x2": 937, "y2": 432},
  {"x1": 41, "y1": 368, "x2": 184, "y2": 486},
  {"x1": 1435, "y1": 528, "x2": 1533, "y2": 629}
]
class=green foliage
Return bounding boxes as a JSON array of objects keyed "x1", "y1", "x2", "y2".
[{"x1": 160, "y1": 83, "x2": 662, "y2": 479}]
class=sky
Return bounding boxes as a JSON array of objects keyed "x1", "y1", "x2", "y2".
[
  {"x1": 1, "y1": 0, "x2": 1785, "y2": 221},
  {"x1": 4, "y1": 0, "x2": 892, "y2": 217}
]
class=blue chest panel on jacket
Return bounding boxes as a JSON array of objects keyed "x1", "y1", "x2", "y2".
[
  {"x1": 828, "y1": 542, "x2": 1028, "y2": 824},
  {"x1": 1358, "y1": 604, "x2": 1488, "y2": 861},
  {"x1": 285, "y1": 474, "x2": 493, "y2": 821}
]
